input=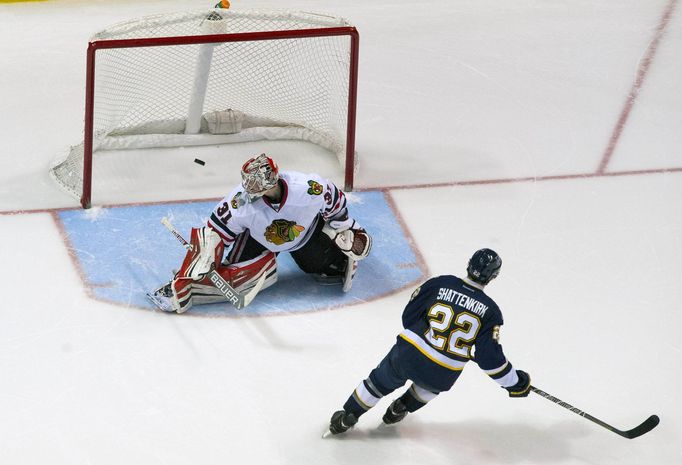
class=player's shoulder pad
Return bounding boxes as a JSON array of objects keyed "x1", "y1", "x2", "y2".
[
  {"x1": 412, "y1": 275, "x2": 448, "y2": 296},
  {"x1": 229, "y1": 190, "x2": 248, "y2": 210},
  {"x1": 283, "y1": 171, "x2": 325, "y2": 192},
  {"x1": 409, "y1": 285, "x2": 422, "y2": 301},
  {"x1": 214, "y1": 185, "x2": 248, "y2": 216},
  {"x1": 427, "y1": 274, "x2": 459, "y2": 287},
  {"x1": 477, "y1": 291, "x2": 503, "y2": 325},
  {"x1": 281, "y1": 171, "x2": 327, "y2": 202},
  {"x1": 306, "y1": 177, "x2": 325, "y2": 197},
  {"x1": 490, "y1": 301, "x2": 504, "y2": 325}
]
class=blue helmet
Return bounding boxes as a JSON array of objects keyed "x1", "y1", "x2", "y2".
[{"x1": 467, "y1": 248, "x2": 502, "y2": 285}]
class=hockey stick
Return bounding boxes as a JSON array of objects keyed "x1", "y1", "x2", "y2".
[
  {"x1": 530, "y1": 386, "x2": 659, "y2": 439},
  {"x1": 160, "y1": 217, "x2": 266, "y2": 310}
]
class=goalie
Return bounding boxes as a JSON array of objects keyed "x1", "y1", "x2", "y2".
[{"x1": 151, "y1": 153, "x2": 372, "y2": 313}]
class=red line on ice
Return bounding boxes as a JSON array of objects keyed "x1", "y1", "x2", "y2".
[{"x1": 596, "y1": 0, "x2": 679, "y2": 174}]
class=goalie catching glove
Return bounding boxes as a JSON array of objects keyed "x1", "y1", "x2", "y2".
[{"x1": 322, "y1": 217, "x2": 372, "y2": 261}]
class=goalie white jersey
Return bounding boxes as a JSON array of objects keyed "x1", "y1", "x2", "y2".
[{"x1": 207, "y1": 171, "x2": 347, "y2": 253}]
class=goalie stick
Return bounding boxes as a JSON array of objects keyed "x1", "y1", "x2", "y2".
[
  {"x1": 531, "y1": 385, "x2": 660, "y2": 439},
  {"x1": 159, "y1": 217, "x2": 266, "y2": 310}
]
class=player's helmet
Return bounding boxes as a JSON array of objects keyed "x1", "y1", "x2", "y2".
[
  {"x1": 241, "y1": 153, "x2": 279, "y2": 198},
  {"x1": 467, "y1": 248, "x2": 502, "y2": 285}
]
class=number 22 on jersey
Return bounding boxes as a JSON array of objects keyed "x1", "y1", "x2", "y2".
[{"x1": 424, "y1": 303, "x2": 481, "y2": 358}]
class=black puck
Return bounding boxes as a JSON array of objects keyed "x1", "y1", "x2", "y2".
[{"x1": 194, "y1": 158, "x2": 206, "y2": 166}]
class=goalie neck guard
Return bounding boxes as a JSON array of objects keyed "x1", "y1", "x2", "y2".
[{"x1": 241, "y1": 153, "x2": 279, "y2": 199}]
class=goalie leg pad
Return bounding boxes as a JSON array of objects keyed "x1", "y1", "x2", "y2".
[
  {"x1": 170, "y1": 251, "x2": 277, "y2": 312},
  {"x1": 179, "y1": 227, "x2": 225, "y2": 280},
  {"x1": 171, "y1": 276, "x2": 204, "y2": 313},
  {"x1": 343, "y1": 258, "x2": 357, "y2": 292},
  {"x1": 225, "y1": 250, "x2": 278, "y2": 293}
]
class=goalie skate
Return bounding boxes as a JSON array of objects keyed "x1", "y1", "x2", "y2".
[
  {"x1": 146, "y1": 282, "x2": 175, "y2": 312},
  {"x1": 313, "y1": 257, "x2": 357, "y2": 291}
]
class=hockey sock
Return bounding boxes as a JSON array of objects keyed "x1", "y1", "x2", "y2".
[
  {"x1": 399, "y1": 384, "x2": 439, "y2": 413},
  {"x1": 343, "y1": 378, "x2": 386, "y2": 418}
]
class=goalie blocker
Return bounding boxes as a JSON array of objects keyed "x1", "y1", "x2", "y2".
[{"x1": 151, "y1": 227, "x2": 277, "y2": 313}]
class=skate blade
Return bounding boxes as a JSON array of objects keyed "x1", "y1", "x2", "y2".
[
  {"x1": 369, "y1": 422, "x2": 401, "y2": 438},
  {"x1": 146, "y1": 291, "x2": 174, "y2": 312},
  {"x1": 376, "y1": 422, "x2": 396, "y2": 431},
  {"x1": 314, "y1": 274, "x2": 344, "y2": 286}
]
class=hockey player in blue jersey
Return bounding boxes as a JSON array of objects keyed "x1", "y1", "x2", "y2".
[{"x1": 326, "y1": 248, "x2": 531, "y2": 435}]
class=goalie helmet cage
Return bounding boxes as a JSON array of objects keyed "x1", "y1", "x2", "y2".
[{"x1": 50, "y1": 9, "x2": 359, "y2": 208}]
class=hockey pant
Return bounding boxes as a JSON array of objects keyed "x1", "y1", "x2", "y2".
[
  {"x1": 171, "y1": 227, "x2": 277, "y2": 313},
  {"x1": 342, "y1": 340, "x2": 456, "y2": 419}
]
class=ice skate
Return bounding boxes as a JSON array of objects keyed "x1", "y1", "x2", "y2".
[
  {"x1": 146, "y1": 281, "x2": 174, "y2": 312},
  {"x1": 323, "y1": 410, "x2": 358, "y2": 437},
  {"x1": 382, "y1": 398, "x2": 408, "y2": 425}
]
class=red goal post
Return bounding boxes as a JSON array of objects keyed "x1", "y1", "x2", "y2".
[{"x1": 50, "y1": 9, "x2": 359, "y2": 208}]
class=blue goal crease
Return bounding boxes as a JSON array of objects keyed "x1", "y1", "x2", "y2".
[{"x1": 58, "y1": 191, "x2": 424, "y2": 316}]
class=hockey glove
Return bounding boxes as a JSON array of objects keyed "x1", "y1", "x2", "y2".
[
  {"x1": 322, "y1": 217, "x2": 372, "y2": 261},
  {"x1": 505, "y1": 370, "x2": 531, "y2": 398}
]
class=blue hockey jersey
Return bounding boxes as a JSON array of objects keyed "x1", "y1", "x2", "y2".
[{"x1": 396, "y1": 274, "x2": 520, "y2": 392}]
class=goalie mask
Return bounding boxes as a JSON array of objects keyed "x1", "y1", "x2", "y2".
[{"x1": 241, "y1": 154, "x2": 279, "y2": 200}]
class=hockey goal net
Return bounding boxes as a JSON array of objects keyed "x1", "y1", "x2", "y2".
[{"x1": 51, "y1": 9, "x2": 359, "y2": 208}]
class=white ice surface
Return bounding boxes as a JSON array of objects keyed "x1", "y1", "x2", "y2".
[{"x1": 1, "y1": 1, "x2": 681, "y2": 464}]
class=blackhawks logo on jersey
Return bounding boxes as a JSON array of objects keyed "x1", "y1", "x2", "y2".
[
  {"x1": 231, "y1": 192, "x2": 246, "y2": 209},
  {"x1": 307, "y1": 180, "x2": 323, "y2": 195},
  {"x1": 264, "y1": 219, "x2": 305, "y2": 245}
]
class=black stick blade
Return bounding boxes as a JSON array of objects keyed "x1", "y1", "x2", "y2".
[{"x1": 622, "y1": 415, "x2": 660, "y2": 439}]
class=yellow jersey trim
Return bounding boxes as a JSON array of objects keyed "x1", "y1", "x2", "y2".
[{"x1": 399, "y1": 330, "x2": 467, "y2": 372}]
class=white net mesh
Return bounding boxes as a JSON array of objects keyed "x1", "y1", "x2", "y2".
[{"x1": 50, "y1": 9, "x2": 356, "y2": 204}]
